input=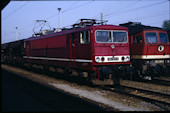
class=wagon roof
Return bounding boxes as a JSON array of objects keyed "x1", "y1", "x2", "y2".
[
  {"x1": 1, "y1": 39, "x2": 24, "y2": 49},
  {"x1": 24, "y1": 24, "x2": 128, "y2": 41},
  {"x1": 119, "y1": 22, "x2": 164, "y2": 35}
]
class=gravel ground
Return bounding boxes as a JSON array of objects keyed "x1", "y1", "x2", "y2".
[{"x1": 2, "y1": 64, "x2": 166, "y2": 111}]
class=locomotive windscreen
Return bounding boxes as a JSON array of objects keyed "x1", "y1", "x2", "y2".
[
  {"x1": 159, "y1": 33, "x2": 169, "y2": 43},
  {"x1": 95, "y1": 30, "x2": 128, "y2": 43},
  {"x1": 95, "y1": 31, "x2": 112, "y2": 43},
  {"x1": 113, "y1": 31, "x2": 127, "y2": 43},
  {"x1": 145, "y1": 32, "x2": 158, "y2": 43}
]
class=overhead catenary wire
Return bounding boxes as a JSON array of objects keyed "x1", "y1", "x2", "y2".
[
  {"x1": 91, "y1": 0, "x2": 139, "y2": 20},
  {"x1": 45, "y1": 1, "x2": 93, "y2": 20},
  {"x1": 104, "y1": 0, "x2": 168, "y2": 19},
  {"x1": 102, "y1": 0, "x2": 139, "y2": 19},
  {"x1": 3, "y1": 1, "x2": 166, "y2": 32},
  {"x1": 90, "y1": 0, "x2": 167, "y2": 23},
  {"x1": 2, "y1": 1, "x2": 29, "y2": 21},
  {"x1": 61, "y1": 1, "x2": 79, "y2": 13},
  {"x1": 2, "y1": 1, "x2": 168, "y2": 40},
  {"x1": 2, "y1": 1, "x2": 94, "y2": 37},
  {"x1": 113, "y1": 10, "x2": 169, "y2": 25}
]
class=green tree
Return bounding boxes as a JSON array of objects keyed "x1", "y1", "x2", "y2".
[{"x1": 162, "y1": 20, "x2": 170, "y2": 30}]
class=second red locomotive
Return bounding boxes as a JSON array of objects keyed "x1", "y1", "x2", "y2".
[{"x1": 120, "y1": 22, "x2": 170, "y2": 80}]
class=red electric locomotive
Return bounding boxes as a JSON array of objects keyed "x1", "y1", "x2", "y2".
[
  {"x1": 23, "y1": 19, "x2": 131, "y2": 85},
  {"x1": 120, "y1": 22, "x2": 170, "y2": 80}
]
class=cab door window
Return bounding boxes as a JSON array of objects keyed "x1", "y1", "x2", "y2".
[
  {"x1": 133, "y1": 35, "x2": 142, "y2": 44},
  {"x1": 80, "y1": 31, "x2": 90, "y2": 44}
]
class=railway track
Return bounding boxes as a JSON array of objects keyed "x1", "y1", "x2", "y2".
[
  {"x1": 3, "y1": 64, "x2": 170, "y2": 111},
  {"x1": 131, "y1": 77, "x2": 170, "y2": 87},
  {"x1": 153, "y1": 76, "x2": 170, "y2": 82},
  {"x1": 152, "y1": 77, "x2": 170, "y2": 86},
  {"x1": 120, "y1": 79, "x2": 170, "y2": 95},
  {"x1": 102, "y1": 85, "x2": 170, "y2": 111}
]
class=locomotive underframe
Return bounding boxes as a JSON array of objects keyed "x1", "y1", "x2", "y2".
[
  {"x1": 132, "y1": 58, "x2": 170, "y2": 79},
  {"x1": 94, "y1": 64, "x2": 132, "y2": 78}
]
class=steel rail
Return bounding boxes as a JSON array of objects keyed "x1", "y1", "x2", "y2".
[{"x1": 102, "y1": 85, "x2": 170, "y2": 111}]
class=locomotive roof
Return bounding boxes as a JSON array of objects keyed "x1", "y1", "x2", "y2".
[
  {"x1": 25, "y1": 24, "x2": 128, "y2": 41},
  {"x1": 119, "y1": 22, "x2": 164, "y2": 35}
]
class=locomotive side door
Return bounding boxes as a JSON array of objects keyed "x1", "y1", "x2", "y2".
[
  {"x1": 69, "y1": 33, "x2": 76, "y2": 68},
  {"x1": 26, "y1": 41, "x2": 30, "y2": 57},
  {"x1": 130, "y1": 33, "x2": 144, "y2": 58}
]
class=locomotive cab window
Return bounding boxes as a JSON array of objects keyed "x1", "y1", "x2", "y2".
[
  {"x1": 159, "y1": 33, "x2": 168, "y2": 43},
  {"x1": 80, "y1": 31, "x2": 90, "y2": 44},
  {"x1": 95, "y1": 30, "x2": 128, "y2": 43},
  {"x1": 96, "y1": 31, "x2": 112, "y2": 43},
  {"x1": 113, "y1": 31, "x2": 127, "y2": 43},
  {"x1": 145, "y1": 32, "x2": 158, "y2": 43},
  {"x1": 133, "y1": 35, "x2": 142, "y2": 44}
]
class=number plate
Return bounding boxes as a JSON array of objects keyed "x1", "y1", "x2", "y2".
[{"x1": 107, "y1": 57, "x2": 118, "y2": 61}]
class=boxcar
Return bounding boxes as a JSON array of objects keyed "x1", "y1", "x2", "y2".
[{"x1": 1, "y1": 40, "x2": 24, "y2": 64}]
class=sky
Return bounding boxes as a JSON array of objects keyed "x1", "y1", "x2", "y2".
[{"x1": 1, "y1": 0, "x2": 170, "y2": 44}]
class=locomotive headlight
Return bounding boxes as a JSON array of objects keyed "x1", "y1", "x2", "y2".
[
  {"x1": 121, "y1": 56, "x2": 125, "y2": 61},
  {"x1": 95, "y1": 57, "x2": 100, "y2": 62},
  {"x1": 111, "y1": 45, "x2": 115, "y2": 49},
  {"x1": 126, "y1": 56, "x2": 130, "y2": 61},
  {"x1": 101, "y1": 57, "x2": 105, "y2": 62},
  {"x1": 167, "y1": 60, "x2": 170, "y2": 63},
  {"x1": 166, "y1": 59, "x2": 170, "y2": 63},
  {"x1": 158, "y1": 45, "x2": 164, "y2": 52}
]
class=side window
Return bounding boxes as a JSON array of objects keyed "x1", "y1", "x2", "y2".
[
  {"x1": 133, "y1": 35, "x2": 142, "y2": 44},
  {"x1": 72, "y1": 33, "x2": 74, "y2": 44},
  {"x1": 133, "y1": 36, "x2": 137, "y2": 44},
  {"x1": 80, "y1": 31, "x2": 90, "y2": 44},
  {"x1": 24, "y1": 42, "x2": 26, "y2": 48}
]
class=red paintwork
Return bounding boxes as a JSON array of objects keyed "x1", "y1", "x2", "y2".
[
  {"x1": 24, "y1": 25, "x2": 130, "y2": 73},
  {"x1": 130, "y1": 29, "x2": 170, "y2": 58},
  {"x1": 91, "y1": 25, "x2": 130, "y2": 66}
]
